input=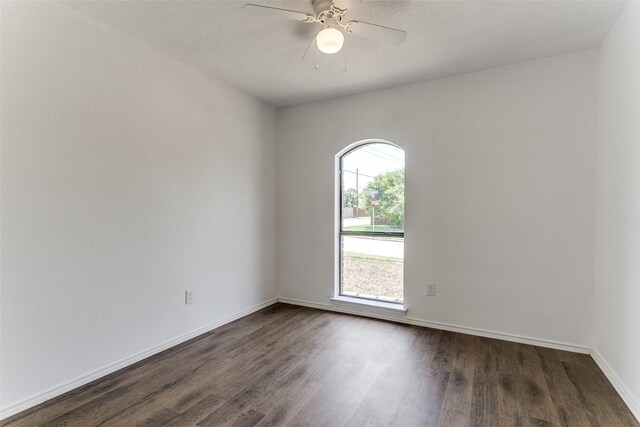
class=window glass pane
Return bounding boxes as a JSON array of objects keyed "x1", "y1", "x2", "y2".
[
  {"x1": 341, "y1": 143, "x2": 404, "y2": 232},
  {"x1": 340, "y1": 235, "x2": 404, "y2": 302}
]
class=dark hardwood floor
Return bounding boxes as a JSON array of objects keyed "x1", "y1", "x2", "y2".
[{"x1": 2, "y1": 303, "x2": 638, "y2": 427}]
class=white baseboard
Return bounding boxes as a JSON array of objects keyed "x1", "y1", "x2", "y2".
[
  {"x1": 277, "y1": 297, "x2": 591, "y2": 354},
  {"x1": 591, "y1": 348, "x2": 640, "y2": 423},
  {"x1": 0, "y1": 298, "x2": 278, "y2": 421}
]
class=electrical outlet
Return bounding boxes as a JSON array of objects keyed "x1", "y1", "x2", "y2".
[
  {"x1": 427, "y1": 283, "x2": 436, "y2": 297},
  {"x1": 185, "y1": 290, "x2": 194, "y2": 305}
]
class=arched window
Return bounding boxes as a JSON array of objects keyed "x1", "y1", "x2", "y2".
[{"x1": 337, "y1": 141, "x2": 405, "y2": 303}]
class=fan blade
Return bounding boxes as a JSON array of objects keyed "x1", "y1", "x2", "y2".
[
  {"x1": 242, "y1": 4, "x2": 316, "y2": 22},
  {"x1": 345, "y1": 21, "x2": 406, "y2": 45}
]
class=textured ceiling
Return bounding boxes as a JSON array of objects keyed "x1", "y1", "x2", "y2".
[{"x1": 64, "y1": 0, "x2": 627, "y2": 107}]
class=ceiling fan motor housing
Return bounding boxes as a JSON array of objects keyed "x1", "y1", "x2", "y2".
[{"x1": 312, "y1": 0, "x2": 334, "y2": 17}]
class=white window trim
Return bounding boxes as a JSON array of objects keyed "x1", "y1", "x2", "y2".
[{"x1": 334, "y1": 138, "x2": 406, "y2": 307}]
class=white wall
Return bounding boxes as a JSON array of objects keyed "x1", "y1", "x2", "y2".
[
  {"x1": 277, "y1": 50, "x2": 597, "y2": 349},
  {"x1": 0, "y1": 1, "x2": 276, "y2": 415},
  {"x1": 594, "y1": 1, "x2": 640, "y2": 419}
]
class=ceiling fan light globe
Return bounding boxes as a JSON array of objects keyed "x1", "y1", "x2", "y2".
[{"x1": 316, "y1": 28, "x2": 344, "y2": 54}]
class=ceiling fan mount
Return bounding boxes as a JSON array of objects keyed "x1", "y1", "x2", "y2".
[
  {"x1": 312, "y1": 0, "x2": 346, "y2": 26},
  {"x1": 311, "y1": 0, "x2": 333, "y2": 16}
]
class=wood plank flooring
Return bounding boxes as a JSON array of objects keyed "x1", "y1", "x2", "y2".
[{"x1": 2, "y1": 303, "x2": 638, "y2": 427}]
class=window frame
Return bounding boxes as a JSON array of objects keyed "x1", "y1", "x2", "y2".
[{"x1": 336, "y1": 140, "x2": 405, "y2": 304}]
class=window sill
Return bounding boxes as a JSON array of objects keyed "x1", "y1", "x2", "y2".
[{"x1": 330, "y1": 296, "x2": 407, "y2": 316}]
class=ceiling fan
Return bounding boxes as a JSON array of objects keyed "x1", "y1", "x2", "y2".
[{"x1": 242, "y1": 0, "x2": 406, "y2": 64}]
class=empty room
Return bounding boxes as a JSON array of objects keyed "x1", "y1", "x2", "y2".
[{"x1": 1, "y1": 0, "x2": 639, "y2": 425}]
